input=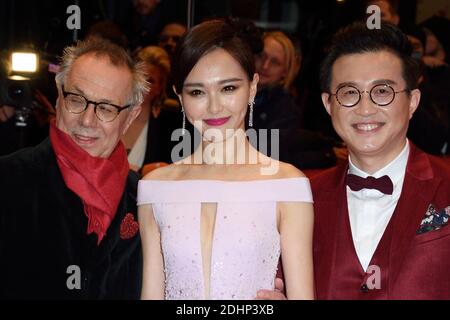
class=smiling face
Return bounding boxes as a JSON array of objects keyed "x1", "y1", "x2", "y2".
[
  {"x1": 321, "y1": 50, "x2": 420, "y2": 168},
  {"x1": 176, "y1": 48, "x2": 258, "y2": 142},
  {"x1": 55, "y1": 53, "x2": 141, "y2": 158}
]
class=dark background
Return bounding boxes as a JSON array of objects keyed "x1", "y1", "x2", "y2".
[{"x1": 0, "y1": 0, "x2": 423, "y2": 55}]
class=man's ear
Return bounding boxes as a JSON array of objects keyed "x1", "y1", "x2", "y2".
[
  {"x1": 321, "y1": 92, "x2": 332, "y2": 115},
  {"x1": 54, "y1": 84, "x2": 63, "y2": 110},
  {"x1": 408, "y1": 88, "x2": 421, "y2": 119}
]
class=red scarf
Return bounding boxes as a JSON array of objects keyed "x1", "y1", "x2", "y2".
[{"x1": 49, "y1": 121, "x2": 129, "y2": 245}]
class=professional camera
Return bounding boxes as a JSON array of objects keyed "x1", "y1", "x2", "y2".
[{"x1": 0, "y1": 50, "x2": 39, "y2": 127}]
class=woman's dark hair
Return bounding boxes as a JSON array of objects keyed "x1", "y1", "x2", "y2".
[
  {"x1": 171, "y1": 19, "x2": 256, "y2": 94},
  {"x1": 319, "y1": 22, "x2": 420, "y2": 93}
]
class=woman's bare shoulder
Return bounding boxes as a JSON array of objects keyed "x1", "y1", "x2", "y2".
[
  {"x1": 141, "y1": 163, "x2": 184, "y2": 180},
  {"x1": 275, "y1": 162, "x2": 306, "y2": 179}
]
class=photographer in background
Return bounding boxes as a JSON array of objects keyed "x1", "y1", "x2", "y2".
[
  {"x1": 0, "y1": 97, "x2": 54, "y2": 156},
  {"x1": 0, "y1": 54, "x2": 56, "y2": 156}
]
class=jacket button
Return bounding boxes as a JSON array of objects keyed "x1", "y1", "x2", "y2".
[{"x1": 360, "y1": 284, "x2": 369, "y2": 293}]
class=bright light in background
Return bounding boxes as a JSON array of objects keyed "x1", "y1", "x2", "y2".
[
  {"x1": 9, "y1": 75, "x2": 29, "y2": 81},
  {"x1": 336, "y1": 0, "x2": 346, "y2": 3},
  {"x1": 11, "y1": 52, "x2": 38, "y2": 73}
]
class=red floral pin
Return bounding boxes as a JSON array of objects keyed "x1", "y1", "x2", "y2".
[{"x1": 120, "y1": 213, "x2": 139, "y2": 240}]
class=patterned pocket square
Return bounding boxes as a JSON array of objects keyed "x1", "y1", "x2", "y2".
[{"x1": 417, "y1": 204, "x2": 450, "y2": 235}]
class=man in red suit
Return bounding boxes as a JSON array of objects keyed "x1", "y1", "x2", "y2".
[{"x1": 258, "y1": 22, "x2": 450, "y2": 299}]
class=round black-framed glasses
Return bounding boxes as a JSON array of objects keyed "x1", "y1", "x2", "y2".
[
  {"x1": 61, "y1": 85, "x2": 132, "y2": 122},
  {"x1": 330, "y1": 83, "x2": 409, "y2": 108}
]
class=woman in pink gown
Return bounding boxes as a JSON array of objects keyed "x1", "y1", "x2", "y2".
[{"x1": 137, "y1": 19, "x2": 315, "y2": 300}]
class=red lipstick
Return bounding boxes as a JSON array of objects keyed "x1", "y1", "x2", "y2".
[{"x1": 203, "y1": 116, "x2": 231, "y2": 126}]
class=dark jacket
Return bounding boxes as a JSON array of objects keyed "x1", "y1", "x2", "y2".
[
  {"x1": 408, "y1": 64, "x2": 450, "y2": 155},
  {"x1": 249, "y1": 85, "x2": 337, "y2": 169},
  {"x1": 0, "y1": 139, "x2": 142, "y2": 299},
  {"x1": 143, "y1": 105, "x2": 183, "y2": 165}
]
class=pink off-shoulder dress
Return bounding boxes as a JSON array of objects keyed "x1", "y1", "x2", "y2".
[{"x1": 137, "y1": 177, "x2": 313, "y2": 300}]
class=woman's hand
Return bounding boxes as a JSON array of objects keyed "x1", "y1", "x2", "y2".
[{"x1": 255, "y1": 278, "x2": 287, "y2": 300}]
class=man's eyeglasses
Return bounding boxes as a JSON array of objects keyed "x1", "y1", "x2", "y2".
[
  {"x1": 61, "y1": 86, "x2": 131, "y2": 122},
  {"x1": 330, "y1": 84, "x2": 408, "y2": 108}
]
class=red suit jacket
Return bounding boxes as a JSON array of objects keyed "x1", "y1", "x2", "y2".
[{"x1": 311, "y1": 143, "x2": 450, "y2": 299}]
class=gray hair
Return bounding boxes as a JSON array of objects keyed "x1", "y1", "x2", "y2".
[
  {"x1": 137, "y1": 45, "x2": 171, "y2": 106},
  {"x1": 55, "y1": 37, "x2": 149, "y2": 106}
]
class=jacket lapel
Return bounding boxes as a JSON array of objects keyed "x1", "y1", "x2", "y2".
[
  {"x1": 313, "y1": 163, "x2": 349, "y2": 297},
  {"x1": 388, "y1": 144, "x2": 441, "y2": 288}
]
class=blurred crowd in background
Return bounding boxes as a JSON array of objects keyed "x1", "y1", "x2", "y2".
[{"x1": 0, "y1": 0, "x2": 449, "y2": 173}]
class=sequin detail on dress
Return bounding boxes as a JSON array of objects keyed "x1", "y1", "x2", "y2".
[{"x1": 138, "y1": 178, "x2": 313, "y2": 300}]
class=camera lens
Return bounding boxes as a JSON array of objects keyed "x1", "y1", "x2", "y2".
[
  {"x1": 1, "y1": 79, "x2": 33, "y2": 108},
  {"x1": 8, "y1": 83, "x2": 25, "y2": 99}
]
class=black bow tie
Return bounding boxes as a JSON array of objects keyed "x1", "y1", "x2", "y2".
[{"x1": 346, "y1": 174, "x2": 394, "y2": 195}]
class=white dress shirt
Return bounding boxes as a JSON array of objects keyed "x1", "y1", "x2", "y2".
[{"x1": 347, "y1": 140, "x2": 410, "y2": 271}]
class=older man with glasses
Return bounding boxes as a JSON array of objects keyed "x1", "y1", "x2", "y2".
[
  {"x1": 258, "y1": 22, "x2": 450, "y2": 300},
  {"x1": 0, "y1": 38, "x2": 149, "y2": 299}
]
